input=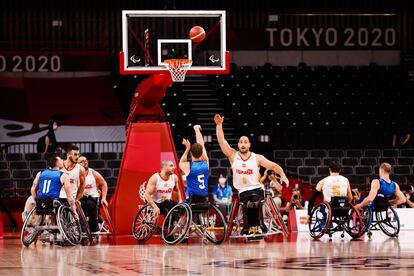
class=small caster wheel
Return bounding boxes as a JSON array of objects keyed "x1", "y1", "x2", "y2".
[
  {"x1": 341, "y1": 233, "x2": 344, "y2": 238},
  {"x1": 367, "y1": 232, "x2": 372, "y2": 239}
]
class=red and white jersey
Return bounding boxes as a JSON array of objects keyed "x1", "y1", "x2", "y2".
[
  {"x1": 152, "y1": 173, "x2": 176, "y2": 204},
  {"x1": 59, "y1": 162, "x2": 81, "y2": 198},
  {"x1": 231, "y1": 152, "x2": 261, "y2": 193},
  {"x1": 84, "y1": 168, "x2": 100, "y2": 198},
  {"x1": 322, "y1": 175, "x2": 349, "y2": 203}
]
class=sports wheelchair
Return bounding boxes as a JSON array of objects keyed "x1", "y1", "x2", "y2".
[
  {"x1": 309, "y1": 196, "x2": 363, "y2": 239},
  {"x1": 227, "y1": 185, "x2": 289, "y2": 241},
  {"x1": 360, "y1": 196, "x2": 400, "y2": 238},
  {"x1": 21, "y1": 198, "x2": 82, "y2": 246},
  {"x1": 132, "y1": 203, "x2": 161, "y2": 242},
  {"x1": 161, "y1": 195, "x2": 228, "y2": 245}
]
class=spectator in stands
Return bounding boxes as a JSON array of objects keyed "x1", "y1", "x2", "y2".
[
  {"x1": 392, "y1": 123, "x2": 412, "y2": 148},
  {"x1": 260, "y1": 169, "x2": 284, "y2": 208},
  {"x1": 36, "y1": 121, "x2": 59, "y2": 154},
  {"x1": 212, "y1": 174, "x2": 233, "y2": 217},
  {"x1": 285, "y1": 184, "x2": 307, "y2": 211}
]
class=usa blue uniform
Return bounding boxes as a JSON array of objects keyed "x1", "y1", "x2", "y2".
[
  {"x1": 186, "y1": 161, "x2": 209, "y2": 196},
  {"x1": 37, "y1": 169, "x2": 64, "y2": 199}
]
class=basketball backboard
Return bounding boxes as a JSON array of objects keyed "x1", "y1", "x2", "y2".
[{"x1": 120, "y1": 10, "x2": 229, "y2": 75}]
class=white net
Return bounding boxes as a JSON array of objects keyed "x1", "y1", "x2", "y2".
[{"x1": 164, "y1": 59, "x2": 193, "y2": 82}]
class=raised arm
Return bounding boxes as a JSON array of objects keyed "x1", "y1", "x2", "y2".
[
  {"x1": 179, "y1": 139, "x2": 191, "y2": 176},
  {"x1": 144, "y1": 174, "x2": 161, "y2": 217},
  {"x1": 92, "y1": 169, "x2": 109, "y2": 206},
  {"x1": 214, "y1": 114, "x2": 236, "y2": 161},
  {"x1": 193, "y1": 125, "x2": 209, "y2": 162},
  {"x1": 256, "y1": 154, "x2": 289, "y2": 187}
]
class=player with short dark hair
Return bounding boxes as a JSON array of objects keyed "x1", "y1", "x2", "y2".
[
  {"x1": 179, "y1": 125, "x2": 209, "y2": 201},
  {"x1": 59, "y1": 145, "x2": 85, "y2": 202}
]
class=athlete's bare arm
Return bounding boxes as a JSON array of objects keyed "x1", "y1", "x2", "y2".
[
  {"x1": 355, "y1": 179, "x2": 380, "y2": 209},
  {"x1": 214, "y1": 114, "x2": 236, "y2": 162},
  {"x1": 31, "y1": 172, "x2": 41, "y2": 199},
  {"x1": 390, "y1": 183, "x2": 406, "y2": 206},
  {"x1": 144, "y1": 174, "x2": 161, "y2": 216},
  {"x1": 193, "y1": 125, "x2": 209, "y2": 163},
  {"x1": 256, "y1": 154, "x2": 289, "y2": 187},
  {"x1": 92, "y1": 169, "x2": 109, "y2": 206},
  {"x1": 179, "y1": 139, "x2": 191, "y2": 175},
  {"x1": 61, "y1": 173, "x2": 78, "y2": 217},
  {"x1": 76, "y1": 165, "x2": 86, "y2": 201}
]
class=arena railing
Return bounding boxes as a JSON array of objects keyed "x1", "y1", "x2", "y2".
[{"x1": 1, "y1": 141, "x2": 125, "y2": 154}]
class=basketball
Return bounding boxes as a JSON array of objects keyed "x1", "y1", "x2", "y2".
[{"x1": 189, "y1": 26, "x2": 206, "y2": 43}]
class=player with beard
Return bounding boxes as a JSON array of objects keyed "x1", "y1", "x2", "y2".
[
  {"x1": 214, "y1": 114, "x2": 289, "y2": 234},
  {"x1": 59, "y1": 145, "x2": 85, "y2": 202},
  {"x1": 144, "y1": 160, "x2": 181, "y2": 217}
]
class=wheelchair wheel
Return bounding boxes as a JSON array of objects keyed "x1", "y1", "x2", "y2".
[
  {"x1": 344, "y1": 205, "x2": 363, "y2": 238},
  {"x1": 57, "y1": 206, "x2": 82, "y2": 245},
  {"x1": 202, "y1": 204, "x2": 227, "y2": 244},
  {"x1": 228, "y1": 202, "x2": 244, "y2": 237},
  {"x1": 21, "y1": 208, "x2": 44, "y2": 247},
  {"x1": 132, "y1": 205, "x2": 158, "y2": 241},
  {"x1": 162, "y1": 204, "x2": 191, "y2": 245},
  {"x1": 309, "y1": 203, "x2": 331, "y2": 239},
  {"x1": 376, "y1": 206, "x2": 400, "y2": 237},
  {"x1": 266, "y1": 197, "x2": 289, "y2": 237},
  {"x1": 360, "y1": 206, "x2": 372, "y2": 236}
]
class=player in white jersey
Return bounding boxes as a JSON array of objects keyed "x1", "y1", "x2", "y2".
[
  {"x1": 59, "y1": 145, "x2": 85, "y2": 201},
  {"x1": 78, "y1": 156, "x2": 108, "y2": 233},
  {"x1": 144, "y1": 160, "x2": 181, "y2": 217},
  {"x1": 214, "y1": 114, "x2": 289, "y2": 234},
  {"x1": 306, "y1": 160, "x2": 352, "y2": 223}
]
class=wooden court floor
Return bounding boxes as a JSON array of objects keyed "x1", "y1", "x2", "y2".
[{"x1": 1, "y1": 231, "x2": 413, "y2": 276}]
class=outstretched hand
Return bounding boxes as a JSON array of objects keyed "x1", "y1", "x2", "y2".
[
  {"x1": 193, "y1": 124, "x2": 202, "y2": 131},
  {"x1": 214, "y1": 114, "x2": 224, "y2": 125},
  {"x1": 182, "y1": 138, "x2": 191, "y2": 150},
  {"x1": 281, "y1": 175, "x2": 290, "y2": 187}
]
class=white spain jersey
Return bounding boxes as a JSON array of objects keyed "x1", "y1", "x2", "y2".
[
  {"x1": 231, "y1": 152, "x2": 261, "y2": 193},
  {"x1": 152, "y1": 173, "x2": 176, "y2": 204},
  {"x1": 84, "y1": 168, "x2": 100, "y2": 198},
  {"x1": 322, "y1": 175, "x2": 349, "y2": 203},
  {"x1": 59, "y1": 162, "x2": 81, "y2": 198}
]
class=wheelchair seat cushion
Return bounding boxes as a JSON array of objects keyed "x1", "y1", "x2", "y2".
[
  {"x1": 373, "y1": 196, "x2": 390, "y2": 212},
  {"x1": 189, "y1": 195, "x2": 210, "y2": 212},
  {"x1": 329, "y1": 196, "x2": 350, "y2": 217},
  {"x1": 35, "y1": 198, "x2": 60, "y2": 214}
]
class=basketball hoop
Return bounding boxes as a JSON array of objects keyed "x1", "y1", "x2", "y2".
[{"x1": 163, "y1": 59, "x2": 193, "y2": 82}]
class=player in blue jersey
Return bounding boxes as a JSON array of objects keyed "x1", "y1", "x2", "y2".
[
  {"x1": 179, "y1": 125, "x2": 209, "y2": 202},
  {"x1": 31, "y1": 154, "x2": 78, "y2": 216},
  {"x1": 355, "y1": 162, "x2": 405, "y2": 210}
]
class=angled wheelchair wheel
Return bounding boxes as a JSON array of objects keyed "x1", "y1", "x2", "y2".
[
  {"x1": 309, "y1": 203, "x2": 331, "y2": 239},
  {"x1": 203, "y1": 204, "x2": 227, "y2": 244},
  {"x1": 57, "y1": 206, "x2": 82, "y2": 245},
  {"x1": 344, "y1": 205, "x2": 363, "y2": 238},
  {"x1": 266, "y1": 197, "x2": 289, "y2": 237},
  {"x1": 360, "y1": 206, "x2": 373, "y2": 236},
  {"x1": 21, "y1": 208, "x2": 44, "y2": 247},
  {"x1": 132, "y1": 205, "x2": 158, "y2": 242},
  {"x1": 162, "y1": 204, "x2": 191, "y2": 245},
  {"x1": 227, "y1": 199, "x2": 244, "y2": 238},
  {"x1": 376, "y1": 206, "x2": 400, "y2": 237}
]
